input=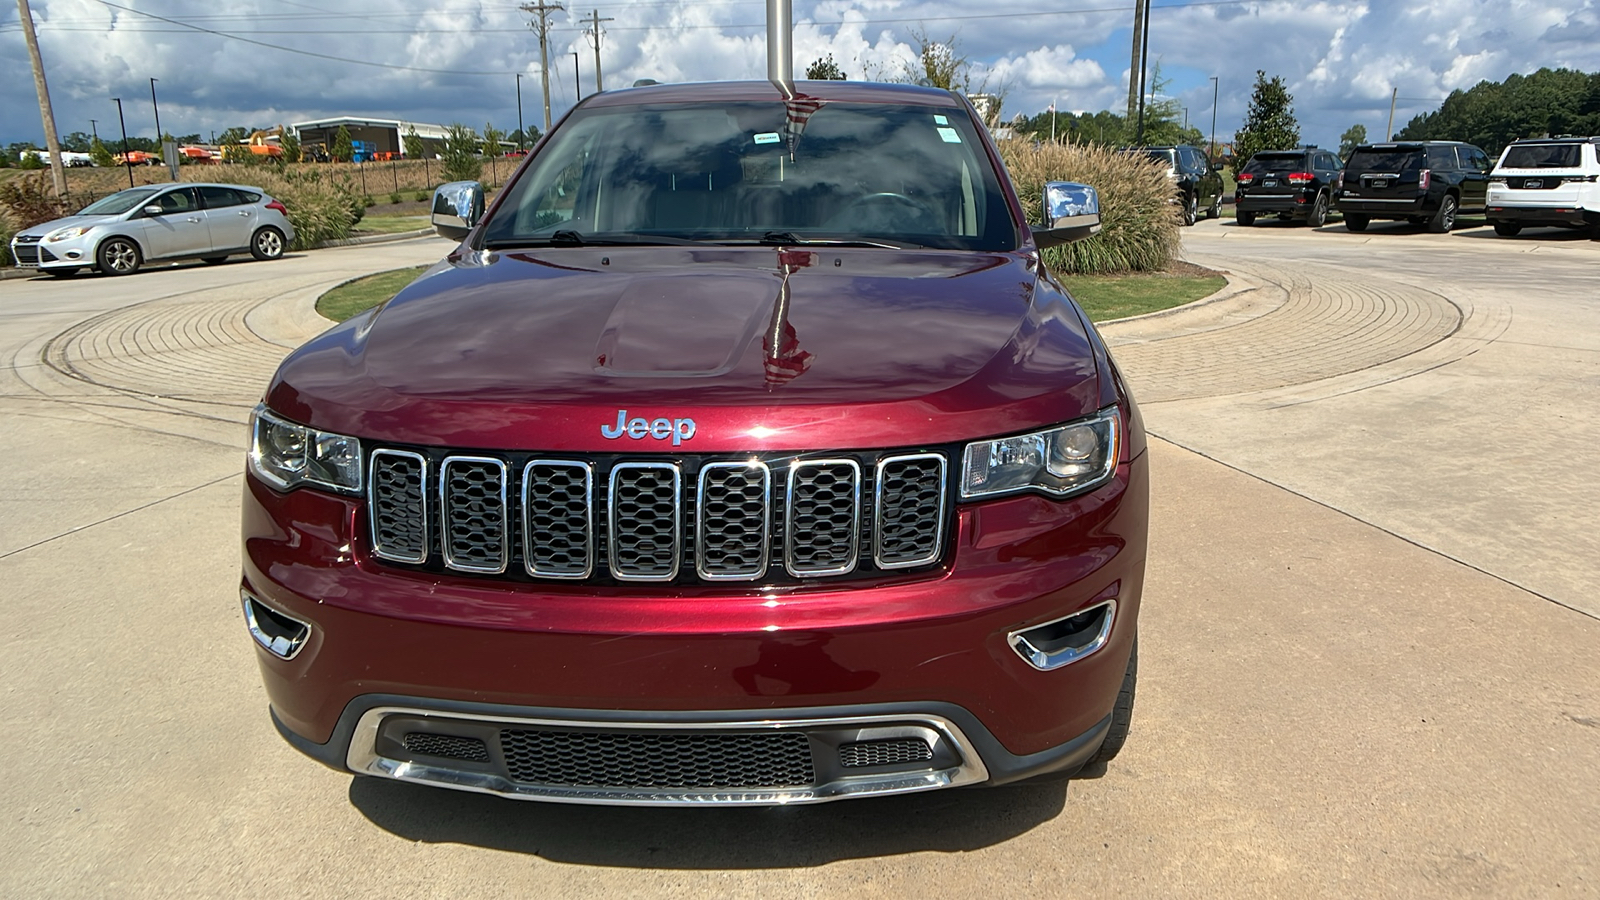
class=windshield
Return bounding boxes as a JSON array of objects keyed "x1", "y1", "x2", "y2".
[
  {"x1": 1501, "y1": 144, "x2": 1582, "y2": 169},
  {"x1": 1243, "y1": 154, "x2": 1306, "y2": 173},
  {"x1": 1346, "y1": 148, "x2": 1424, "y2": 173},
  {"x1": 481, "y1": 100, "x2": 1016, "y2": 251},
  {"x1": 78, "y1": 187, "x2": 161, "y2": 216}
]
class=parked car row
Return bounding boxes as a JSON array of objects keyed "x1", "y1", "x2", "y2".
[{"x1": 1232, "y1": 136, "x2": 1600, "y2": 238}]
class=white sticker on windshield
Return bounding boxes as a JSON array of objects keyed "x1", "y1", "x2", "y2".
[
  {"x1": 754, "y1": 132, "x2": 782, "y2": 144},
  {"x1": 937, "y1": 127, "x2": 962, "y2": 143},
  {"x1": 934, "y1": 114, "x2": 949, "y2": 125}
]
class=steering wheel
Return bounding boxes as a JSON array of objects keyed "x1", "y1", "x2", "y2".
[{"x1": 826, "y1": 192, "x2": 940, "y2": 232}]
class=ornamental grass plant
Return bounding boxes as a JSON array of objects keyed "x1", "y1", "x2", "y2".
[{"x1": 998, "y1": 140, "x2": 1180, "y2": 275}]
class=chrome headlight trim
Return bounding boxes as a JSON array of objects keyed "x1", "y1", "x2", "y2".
[
  {"x1": 248, "y1": 404, "x2": 363, "y2": 494},
  {"x1": 958, "y1": 405, "x2": 1121, "y2": 501}
]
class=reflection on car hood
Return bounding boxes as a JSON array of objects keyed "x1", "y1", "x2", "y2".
[
  {"x1": 267, "y1": 246, "x2": 1106, "y2": 452},
  {"x1": 19, "y1": 214, "x2": 120, "y2": 237}
]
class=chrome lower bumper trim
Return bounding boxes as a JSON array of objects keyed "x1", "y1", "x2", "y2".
[{"x1": 345, "y1": 706, "x2": 990, "y2": 806}]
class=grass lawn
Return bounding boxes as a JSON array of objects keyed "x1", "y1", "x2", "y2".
[
  {"x1": 353, "y1": 214, "x2": 431, "y2": 235},
  {"x1": 1060, "y1": 262, "x2": 1227, "y2": 322},
  {"x1": 317, "y1": 265, "x2": 428, "y2": 321}
]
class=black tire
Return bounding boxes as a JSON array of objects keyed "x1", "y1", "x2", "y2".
[
  {"x1": 1427, "y1": 194, "x2": 1458, "y2": 233},
  {"x1": 202, "y1": 255, "x2": 230, "y2": 265},
  {"x1": 1207, "y1": 191, "x2": 1223, "y2": 219},
  {"x1": 1345, "y1": 214, "x2": 1369, "y2": 232},
  {"x1": 96, "y1": 237, "x2": 141, "y2": 275},
  {"x1": 1237, "y1": 210, "x2": 1256, "y2": 226},
  {"x1": 1087, "y1": 639, "x2": 1138, "y2": 765},
  {"x1": 1306, "y1": 191, "x2": 1329, "y2": 228},
  {"x1": 1493, "y1": 222, "x2": 1522, "y2": 237},
  {"x1": 45, "y1": 267, "x2": 80, "y2": 278},
  {"x1": 251, "y1": 226, "x2": 286, "y2": 261},
  {"x1": 1181, "y1": 193, "x2": 1198, "y2": 226}
]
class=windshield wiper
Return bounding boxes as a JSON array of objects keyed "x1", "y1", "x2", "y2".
[
  {"x1": 720, "y1": 231, "x2": 918, "y2": 250},
  {"x1": 483, "y1": 231, "x2": 705, "y2": 249}
]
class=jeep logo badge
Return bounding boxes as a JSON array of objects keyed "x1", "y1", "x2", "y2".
[{"x1": 601, "y1": 410, "x2": 697, "y2": 446}]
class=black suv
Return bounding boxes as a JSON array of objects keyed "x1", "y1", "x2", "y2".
[
  {"x1": 1335, "y1": 141, "x2": 1492, "y2": 233},
  {"x1": 1234, "y1": 147, "x2": 1343, "y2": 227},
  {"x1": 1124, "y1": 146, "x2": 1224, "y2": 226}
]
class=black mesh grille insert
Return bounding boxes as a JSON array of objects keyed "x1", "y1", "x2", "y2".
[
  {"x1": 838, "y1": 739, "x2": 934, "y2": 768},
  {"x1": 697, "y1": 463, "x2": 769, "y2": 579},
  {"x1": 370, "y1": 451, "x2": 427, "y2": 562},
  {"x1": 441, "y1": 458, "x2": 508, "y2": 571},
  {"x1": 875, "y1": 455, "x2": 946, "y2": 568},
  {"x1": 609, "y1": 464, "x2": 680, "y2": 580},
  {"x1": 403, "y1": 732, "x2": 491, "y2": 763},
  {"x1": 13, "y1": 245, "x2": 39, "y2": 265},
  {"x1": 499, "y1": 730, "x2": 816, "y2": 788},
  {"x1": 787, "y1": 461, "x2": 860, "y2": 575},
  {"x1": 524, "y1": 461, "x2": 592, "y2": 577}
]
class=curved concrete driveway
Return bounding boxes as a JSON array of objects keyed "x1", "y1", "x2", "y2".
[{"x1": 1, "y1": 227, "x2": 1596, "y2": 898}]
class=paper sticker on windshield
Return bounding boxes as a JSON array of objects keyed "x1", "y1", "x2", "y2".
[
  {"x1": 754, "y1": 132, "x2": 782, "y2": 144},
  {"x1": 937, "y1": 127, "x2": 962, "y2": 143},
  {"x1": 934, "y1": 115, "x2": 949, "y2": 125}
]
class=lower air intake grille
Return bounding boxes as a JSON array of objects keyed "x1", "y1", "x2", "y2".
[
  {"x1": 499, "y1": 730, "x2": 816, "y2": 789},
  {"x1": 402, "y1": 732, "x2": 491, "y2": 763},
  {"x1": 838, "y1": 739, "x2": 934, "y2": 768}
]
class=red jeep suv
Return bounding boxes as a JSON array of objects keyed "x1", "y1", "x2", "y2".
[{"x1": 241, "y1": 80, "x2": 1149, "y2": 806}]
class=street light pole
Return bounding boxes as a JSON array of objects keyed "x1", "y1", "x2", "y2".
[
  {"x1": 573, "y1": 52, "x2": 581, "y2": 102},
  {"x1": 112, "y1": 97, "x2": 133, "y2": 189},
  {"x1": 515, "y1": 73, "x2": 526, "y2": 150},
  {"x1": 90, "y1": 119, "x2": 98, "y2": 141},
  {"x1": 1209, "y1": 76, "x2": 1218, "y2": 162},
  {"x1": 150, "y1": 77, "x2": 169, "y2": 180}
]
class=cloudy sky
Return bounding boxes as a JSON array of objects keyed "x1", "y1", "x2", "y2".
[{"x1": 3, "y1": 0, "x2": 1597, "y2": 150}]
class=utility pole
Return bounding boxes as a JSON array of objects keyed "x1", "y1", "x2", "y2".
[
  {"x1": 515, "y1": 73, "x2": 526, "y2": 151},
  {"x1": 1135, "y1": 0, "x2": 1152, "y2": 144},
  {"x1": 1386, "y1": 87, "x2": 1398, "y2": 140},
  {"x1": 113, "y1": 97, "x2": 134, "y2": 189},
  {"x1": 18, "y1": 0, "x2": 68, "y2": 197},
  {"x1": 1209, "y1": 76, "x2": 1218, "y2": 162},
  {"x1": 584, "y1": 9, "x2": 613, "y2": 93},
  {"x1": 572, "y1": 52, "x2": 581, "y2": 102},
  {"x1": 1126, "y1": 0, "x2": 1145, "y2": 122},
  {"x1": 521, "y1": 1, "x2": 564, "y2": 132}
]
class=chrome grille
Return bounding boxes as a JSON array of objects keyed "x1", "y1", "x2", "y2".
[
  {"x1": 499, "y1": 729, "x2": 816, "y2": 789},
  {"x1": 522, "y1": 460, "x2": 593, "y2": 578},
  {"x1": 369, "y1": 450, "x2": 428, "y2": 563},
  {"x1": 364, "y1": 450, "x2": 949, "y2": 583},
  {"x1": 696, "y1": 462, "x2": 770, "y2": 580},
  {"x1": 608, "y1": 463, "x2": 681, "y2": 581},
  {"x1": 874, "y1": 454, "x2": 948, "y2": 569},
  {"x1": 785, "y1": 460, "x2": 862, "y2": 577},
  {"x1": 440, "y1": 456, "x2": 509, "y2": 573}
]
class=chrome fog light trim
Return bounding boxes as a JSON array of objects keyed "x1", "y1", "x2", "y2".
[
  {"x1": 241, "y1": 591, "x2": 311, "y2": 660},
  {"x1": 1008, "y1": 598, "x2": 1116, "y2": 671}
]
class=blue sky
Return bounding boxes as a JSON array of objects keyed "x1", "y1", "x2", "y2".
[{"x1": 4, "y1": 1, "x2": 1598, "y2": 149}]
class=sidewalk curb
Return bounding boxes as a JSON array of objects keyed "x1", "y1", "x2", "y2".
[
  {"x1": 314, "y1": 228, "x2": 435, "y2": 249},
  {"x1": 1094, "y1": 267, "x2": 1256, "y2": 327}
]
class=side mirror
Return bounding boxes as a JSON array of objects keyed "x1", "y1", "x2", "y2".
[
  {"x1": 1031, "y1": 181, "x2": 1101, "y2": 250},
  {"x1": 143, "y1": 204, "x2": 163, "y2": 216},
  {"x1": 431, "y1": 181, "x2": 485, "y2": 241},
  {"x1": 1211, "y1": 160, "x2": 1223, "y2": 173}
]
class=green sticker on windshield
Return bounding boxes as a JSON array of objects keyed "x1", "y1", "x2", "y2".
[
  {"x1": 754, "y1": 132, "x2": 782, "y2": 144},
  {"x1": 937, "y1": 127, "x2": 961, "y2": 143}
]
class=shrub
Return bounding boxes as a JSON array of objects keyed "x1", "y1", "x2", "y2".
[
  {"x1": 998, "y1": 140, "x2": 1179, "y2": 274},
  {"x1": 1, "y1": 211, "x2": 14, "y2": 267},
  {"x1": 0, "y1": 173, "x2": 75, "y2": 230},
  {"x1": 441, "y1": 123, "x2": 483, "y2": 183},
  {"x1": 18, "y1": 151, "x2": 45, "y2": 170},
  {"x1": 415, "y1": 192, "x2": 428, "y2": 203},
  {"x1": 388, "y1": 191, "x2": 402, "y2": 205}
]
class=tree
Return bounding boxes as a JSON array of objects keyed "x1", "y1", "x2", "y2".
[
  {"x1": 331, "y1": 125, "x2": 355, "y2": 163},
  {"x1": 806, "y1": 54, "x2": 847, "y2": 80},
  {"x1": 279, "y1": 131, "x2": 302, "y2": 164},
  {"x1": 90, "y1": 137, "x2": 116, "y2": 168},
  {"x1": 482, "y1": 123, "x2": 504, "y2": 158},
  {"x1": 1339, "y1": 124, "x2": 1367, "y2": 158},
  {"x1": 1397, "y1": 67, "x2": 1600, "y2": 156},
  {"x1": 1232, "y1": 70, "x2": 1300, "y2": 174},
  {"x1": 441, "y1": 123, "x2": 482, "y2": 182},
  {"x1": 402, "y1": 125, "x2": 424, "y2": 160},
  {"x1": 1136, "y1": 62, "x2": 1204, "y2": 146},
  {"x1": 508, "y1": 126, "x2": 540, "y2": 149},
  {"x1": 61, "y1": 131, "x2": 91, "y2": 153},
  {"x1": 218, "y1": 126, "x2": 251, "y2": 145},
  {"x1": 905, "y1": 28, "x2": 969, "y2": 92}
]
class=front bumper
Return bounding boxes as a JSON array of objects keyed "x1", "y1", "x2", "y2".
[
  {"x1": 241, "y1": 440, "x2": 1148, "y2": 803},
  {"x1": 11, "y1": 233, "x2": 97, "y2": 270}
]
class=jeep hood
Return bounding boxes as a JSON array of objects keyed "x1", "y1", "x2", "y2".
[{"x1": 267, "y1": 246, "x2": 1107, "y2": 451}]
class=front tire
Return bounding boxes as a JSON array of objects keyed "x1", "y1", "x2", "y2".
[
  {"x1": 1182, "y1": 193, "x2": 1198, "y2": 226},
  {"x1": 1492, "y1": 222, "x2": 1522, "y2": 237},
  {"x1": 96, "y1": 237, "x2": 141, "y2": 275},
  {"x1": 1427, "y1": 194, "x2": 1458, "y2": 233},
  {"x1": 1345, "y1": 214, "x2": 1369, "y2": 232},
  {"x1": 251, "y1": 226, "x2": 286, "y2": 261},
  {"x1": 1306, "y1": 192, "x2": 1329, "y2": 228},
  {"x1": 1087, "y1": 639, "x2": 1138, "y2": 765}
]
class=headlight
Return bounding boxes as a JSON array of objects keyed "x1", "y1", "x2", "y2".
[
  {"x1": 249, "y1": 404, "x2": 362, "y2": 493},
  {"x1": 45, "y1": 226, "x2": 90, "y2": 242},
  {"x1": 960, "y1": 407, "x2": 1120, "y2": 500}
]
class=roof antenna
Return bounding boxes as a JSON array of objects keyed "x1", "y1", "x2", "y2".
[{"x1": 767, "y1": 0, "x2": 795, "y2": 100}]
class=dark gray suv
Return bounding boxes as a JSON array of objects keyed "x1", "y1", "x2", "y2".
[{"x1": 1336, "y1": 141, "x2": 1492, "y2": 233}]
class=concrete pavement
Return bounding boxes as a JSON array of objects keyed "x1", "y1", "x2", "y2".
[{"x1": 1, "y1": 225, "x2": 1597, "y2": 897}]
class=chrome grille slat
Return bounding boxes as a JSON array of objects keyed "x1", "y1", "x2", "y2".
[
  {"x1": 440, "y1": 456, "x2": 510, "y2": 574},
  {"x1": 785, "y1": 459, "x2": 862, "y2": 577},
  {"x1": 874, "y1": 453, "x2": 948, "y2": 569},
  {"x1": 608, "y1": 462, "x2": 682, "y2": 581},
  {"x1": 523, "y1": 460, "x2": 594, "y2": 579},
  {"x1": 696, "y1": 462, "x2": 771, "y2": 581},
  {"x1": 369, "y1": 450, "x2": 428, "y2": 563}
]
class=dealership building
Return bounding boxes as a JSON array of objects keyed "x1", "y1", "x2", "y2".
[{"x1": 288, "y1": 117, "x2": 450, "y2": 158}]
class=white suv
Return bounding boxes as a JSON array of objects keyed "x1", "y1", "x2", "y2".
[{"x1": 1486, "y1": 137, "x2": 1600, "y2": 237}]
